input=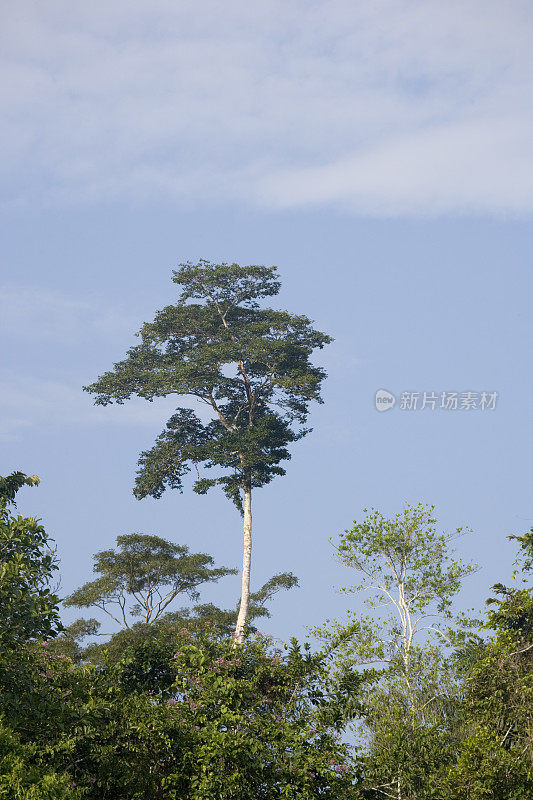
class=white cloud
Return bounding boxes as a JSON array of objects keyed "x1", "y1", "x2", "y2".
[
  {"x1": 1, "y1": 0, "x2": 532, "y2": 215},
  {"x1": 258, "y1": 117, "x2": 533, "y2": 216}
]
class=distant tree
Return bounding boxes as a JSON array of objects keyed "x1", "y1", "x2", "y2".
[
  {"x1": 0, "y1": 472, "x2": 62, "y2": 652},
  {"x1": 59, "y1": 567, "x2": 299, "y2": 664},
  {"x1": 45, "y1": 617, "x2": 101, "y2": 663},
  {"x1": 84, "y1": 261, "x2": 331, "y2": 641},
  {"x1": 65, "y1": 533, "x2": 236, "y2": 629}
]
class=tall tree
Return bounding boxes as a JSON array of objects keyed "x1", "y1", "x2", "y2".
[{"x1": 85, "y1": 261, "x2": 331, "y2": 641}]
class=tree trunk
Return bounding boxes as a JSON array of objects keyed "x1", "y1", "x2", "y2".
[{"x1": 233, "y1": 483, "x2": 252, "y2": 643}]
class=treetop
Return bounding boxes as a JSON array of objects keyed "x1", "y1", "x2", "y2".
[{"x1": 172, "y1": 259, "x2": 281, "y2": 310}]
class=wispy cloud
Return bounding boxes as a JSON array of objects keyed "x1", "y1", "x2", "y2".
[
  {"x1": 2, "y1": 1, "x2": 532, "y2": 216},
  {"x1": 0, "y1": 372, "x2": 210, "y2": 441},
  {"x1": 0, "y1": 374, "x2": 181, "y2": 441},
  {"x1": 0, "y1": 286, "x2": 135, "y2": 342},
  {"x1": 0, "y1": 285, "x2": 217, "y2": 440},
  {"x1": 258, "y1": 118, "x2": 533, "y2": 216}
]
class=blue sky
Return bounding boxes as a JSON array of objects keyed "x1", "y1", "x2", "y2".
[{"x1": 2, "y1": 1, "x2": 532, "y2": 642}]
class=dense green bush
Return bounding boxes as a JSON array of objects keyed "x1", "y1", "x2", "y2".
[{"x1": 1, "y1": 633, "x2": 361, "y2": 799}]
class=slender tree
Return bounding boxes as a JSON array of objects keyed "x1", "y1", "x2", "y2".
[
  {"x1": 85, "y1": 261, "x2": 331, "y2": 641},
  {"x1": 314, "y1": 504, "x2": 477, "y2": 799}
]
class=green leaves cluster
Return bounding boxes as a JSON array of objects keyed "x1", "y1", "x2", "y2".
[
  {"x1": 0, "y1": 472, "x2": 62, "y2": 653},
  {"x1": 443, "y1": 530, "x2": 533, "y2": 798},
  {"x1": 337, "y1": 503, "x2": 475, "y2": 616},
  {"x1": 311, "y1": 506, "x2": 533, "y2": 799},
  {"x1": 315, "y1": 505, "x2": 478, "y2": 799}
]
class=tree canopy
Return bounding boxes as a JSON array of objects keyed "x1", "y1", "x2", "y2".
[
  {"x1": 1, "y1": 468, "x2": 531, "y2": 798},
  {"x1": 65, "y1": 533, "x2": 236, "y2": 629},
  {"x1": 85, "y1": 261, "x2": 330, "y2": 505},
  {"x1": 444, "y1": 529, "x2": 533, "y2": 797}
]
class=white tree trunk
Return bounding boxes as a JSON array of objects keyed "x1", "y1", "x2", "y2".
[{"x1": 233, "y1": 484, "x2": 252, "y2": 643}]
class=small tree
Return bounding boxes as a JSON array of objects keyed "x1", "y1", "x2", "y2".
[
  {"x1": 85, "y1": 261, "x2": 331, "y2": 641},
  {"x1": 65, "y1": 533, "x2": 236, "y2": 629},
  {"x1": 0, "y1": 472, "x2": 62, "y2": 652}
]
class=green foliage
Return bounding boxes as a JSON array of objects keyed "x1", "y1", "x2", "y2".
[
  {"x1": 0, "y1": 719, "x2": 81, "y2": 800},
  {"x1": 0, "y1": 472, "x2": 40, "y2": 504},
  {"x1": 0, "y1": 630, "x2": 361, "y2": 799},
  {"x1": 444, "y1": 636, "x2": 533, "y2": 798},
  {"x1": 316, "y1": 503, "x2": 475, "y2": 693},
  {"x1": 0, "y1": 472, "x2": 62, "y2": 653},
  {"x1": 65, "y1": 532, "x2": 236, "y2": 628},
  {"x1": 359, "y1": 712, "x2": 458, "y2": 800},
  {"x1": 337, "y1": 504, "x2": 475, "y2": 617},
  {"x1": 163, "y1": 634, "x2": 362, "y2": 799},
  {"x1": 84, "y1": 260, "x2": 332, "y2": 508},
  {"x1": 445, "y1": 529, "x2": 533, "y2": 798},
  {"x1": 3, "y1": 464, "x2": 530, "y2": 799},
  {"x1": 46, "y1": 618, "x2": 101, "y2": 662}
]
